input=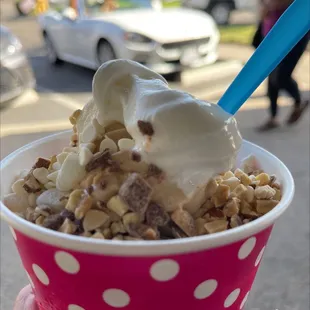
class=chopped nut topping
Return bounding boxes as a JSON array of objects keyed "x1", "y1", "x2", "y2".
[
  {"x1": 107, "y1": 195, "x2": 129, "y2": 217},
  {"x1": 255, "y1": 185, "x2": 276, "y2": 200},
  {"x1": 255, "y1": 173, "x2": 270, "y2": 186},
  {"x1": 223, "y1": 197, "x2": 240, "y2": 217},
  {"x1": 69, "y1": 109, "x2": 81, "y2": 125},
  {"x1": 204, "y1": 219, "x2": 228, "y2": 234},
  {"x1": 7, "y1": 127, "x2": 282, "y2": 241},
  {"x1": 212, "y1": 184, "x2": 230, "y2": 207},
  {"x1": 230, "y1": 214, "x2": 243, "y2": 228},
  {"x1": 205, "y1": 178, "x2": 218, "y2": 198},
  {"x1": 256, "y1": 200, "x2": 279, "y2": 214},
  {"x1": 83, "y1": 210, "x2": 110, "y2": 232},
  {"x1": 171, "y1": 207, "x2": 196, "y2": 237}
]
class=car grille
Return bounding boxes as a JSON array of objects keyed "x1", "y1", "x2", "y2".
[{"x1": 161, "y1": 38, "x2": 210, "y2": 50}]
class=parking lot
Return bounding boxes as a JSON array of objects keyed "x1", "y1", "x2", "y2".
[{"x1": 1, "y1": 1, "x2": 310, "y2": 309}]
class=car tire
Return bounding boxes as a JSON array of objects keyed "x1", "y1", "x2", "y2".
[
  {"x1": 97, "y1": 40, "x2": 116, "y2": 66},
  {"x1": 208, "y1": 2, "x2": 232, "y2": 25},
  {"x1": 164, "y1": 71, "x2": 182, "y2": 82},
  {"x1": 43, "y1": 33, "x2": 62, "y2": 65}
]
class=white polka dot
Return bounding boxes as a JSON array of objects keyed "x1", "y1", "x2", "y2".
[
  {"x1": 9, "y1": 226, "x2": 17, "y2": 241},
  {"x1": 68, "y1": 305, "x2": 85, "y2": 310},
  {"x1": 150, "y1": 259, "x2": 180, "y2": 282},
  {"x1": 32, "y1": 264, "x2": 49, "y2": 285},
  {"x1": 26, "y1": 271, "x2": 35, "y2": 288},
  {"x1": 194, "y1": 279, "x2": 218, "y2": 300},
  {"x1": 240, "y1": 291, "x2": 250, "y2": 309},
  {"x1": 238, "y1": 237, "x2": 256, "y2": 260},
  {"x1": 224, "y1": 288, "x2": 241, "y2": 308},
  {"x1": 103, "y1": 289, "x2": 130, "y2": 308},
  {"x1": 255, "y1": 246, "x2": 266, "y2": 267},
  {"x1": 55, "y1": 251, "x2": 80, "y2": 274}
]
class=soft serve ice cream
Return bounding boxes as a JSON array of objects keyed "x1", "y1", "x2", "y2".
[
  {"x1": 3, "y1": 60, "x2": 282, "y2": 240},
  {"x1": 79, "y1": 59, "x2": 242, "y2": 195}
]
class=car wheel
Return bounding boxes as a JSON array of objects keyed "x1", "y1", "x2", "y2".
[
  {"x1": 208, "y1": 3, "x2": 232, "y2": 25},
  {"x1": 97, "y1": 40, "x2": 116, "y2": 66},
  {"x1": 164, "y1": 71, "x2": 182, "y2": 82},
  {"x1": 43, "y1": 33, "x2": 62, "y2": 65}
]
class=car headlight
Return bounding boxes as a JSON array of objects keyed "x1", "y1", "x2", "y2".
[
  {"x1": 0, "y1": 30, "x2": 23, "y2": 55},
  {"x1": 124, "y1": 32, "x2": 154, "y2": 44}
]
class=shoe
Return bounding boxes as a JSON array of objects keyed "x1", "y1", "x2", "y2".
[
  {"x1": 287, "y1": 100, "x2": 309, "y2": 125},
  {"x1": 257, "y1": 119, "x2": 279, "y2": 132}
]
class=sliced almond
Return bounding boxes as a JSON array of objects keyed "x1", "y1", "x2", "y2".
[{"x1": 83, "y1": 210, "x2": 110, "y2": 231}]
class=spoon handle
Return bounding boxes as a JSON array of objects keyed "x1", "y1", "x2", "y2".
[{"x1": 218, "y1": 0, "x2": 310, "y2": 115}]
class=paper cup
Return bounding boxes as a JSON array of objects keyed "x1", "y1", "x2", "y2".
[{"x1": 1, "y1": 131, "x2": 294, "y2": 310}]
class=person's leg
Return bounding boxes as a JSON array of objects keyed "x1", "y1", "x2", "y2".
[
  {"x1": 267, "y1": 72, "x2": 280, "y2": 119},
  {"x1": 258, "y1": 69, "x2": 280, "y2": 131},
  {"x1": 275, "y1": 35, "x2": 309, "y2": 123}
]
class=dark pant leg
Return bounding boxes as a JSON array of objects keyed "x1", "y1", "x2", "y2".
[
  {"x1": 267, "y1": 69, "x2": 280, "y2": 118},
  {"x1": 276, "y1": 35, "x2": 309, "y2": 106}
]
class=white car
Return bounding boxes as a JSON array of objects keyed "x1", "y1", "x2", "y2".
[{"x1": 38, "y1": 0, "x2": 220, "y2": 75}]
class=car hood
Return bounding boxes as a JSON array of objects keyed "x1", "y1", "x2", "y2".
[{"x1": 91, "y1": 8, "x2": 217, "y2": 43}]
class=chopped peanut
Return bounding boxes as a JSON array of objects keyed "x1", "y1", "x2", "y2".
[
  {"x1": 256, "y1": 200, "x2": 279, "y2": 214},
  {"x1": 212, "y1": 184, "x2": 230, "y2": 207},
  {"x1": 255, "y1": 185, "x2": 276, "y2": 200},
  {"x1": 107, "y1": 195, "x2": 129, "y2": 217},
  {"x1": 256, "y1": 173, "x2": 271, "y2": 186},
  {"x1": 204, "y1": 219, "x2": 228, "y2": 234}
]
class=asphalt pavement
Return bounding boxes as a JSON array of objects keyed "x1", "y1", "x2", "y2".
[{"x1": 1, "y1": 2, "x2": 310, "y2": 310}]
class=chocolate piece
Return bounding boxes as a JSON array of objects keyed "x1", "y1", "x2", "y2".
[
  {"x1": 131, "y1": 151, "x2": 141, "y2": 162},
  {"x1": 85, "y1": 185, "x2": 94, "y2": 195},
  {"x1": 108, "y1": 161, "x2": 121, "y2": 173},
  {"x1": 74, "y1": 219, "x2": 84, "y2": 234},
  {"x1": 85, "y1": 150, "x2": 112, "y2": 172},
  {"x1": 43, "y1": 214, "x2": 64, "y2": 230},
  {"x1": 137, "y1": 120, "x2": 154, "y2": 136},
  {"x1": 23, "y1": 175, "x2": 41, "y2": 193},
  {"x1": 147, "y1": 164, "x2": 163, "y2": 177},
  {"x1": 145, "y1": 202, "x2": 169, "y2": 227},
  {"x1": 33, "y1": 157, "x2": 50, "y2": 169},
  {"x1": 119, "y1": 173, "x2": 152, "y2": 215},
  {"x1": 60, "y1": 209, "x2": 76, "y2": 221}
]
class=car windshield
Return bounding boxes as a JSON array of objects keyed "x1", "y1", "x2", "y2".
[{"x1": 84, "y1": 0, "x2": 157, "y2": 15}]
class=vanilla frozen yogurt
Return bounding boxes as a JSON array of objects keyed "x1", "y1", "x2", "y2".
[{"x1": 78, "y1": 59, "x2": 242, "y2": 195}]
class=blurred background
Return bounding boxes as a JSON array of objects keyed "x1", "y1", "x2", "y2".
[{"x1": 0, "y1": 0, "x2": 309, "y2": 309}]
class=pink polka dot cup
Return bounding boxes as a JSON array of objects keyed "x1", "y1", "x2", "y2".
[{"x1": 0, "y1": 131, "x2": 294, "y2": 310}]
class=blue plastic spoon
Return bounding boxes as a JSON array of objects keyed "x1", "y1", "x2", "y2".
[{"x1": 218, "y1": 0, "x2": 310, "y2": 115}]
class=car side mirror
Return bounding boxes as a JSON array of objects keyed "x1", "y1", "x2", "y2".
[{"x1": 62, "y1": 7, "x2": 78, "y2": 21}]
